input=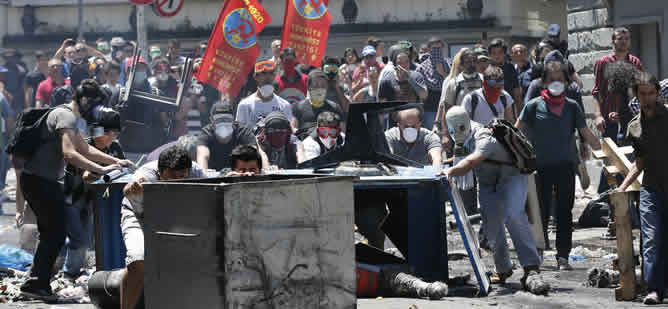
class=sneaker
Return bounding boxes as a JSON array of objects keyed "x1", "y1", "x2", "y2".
[
  {"x1": 557, "y1": 257, "x2": 573, "y2": 271},
  {"x1": 20, "y1": 281, "x2": 57, "y2": 302},
  {"x1": 644, "y1": 291, "x2": 661, "y2": 305}
]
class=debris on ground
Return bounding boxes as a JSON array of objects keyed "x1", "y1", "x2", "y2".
[
  {"x1": 523, "y1": 271, "x2": 550, "y2": 295},
  {"x1": 384, "y1": 270, "x2": 449, "y2": 300},
  {"x1": 0, "y1": 267, "x2": 94, "y2": 304},
  {"x1": 571, "y1": 246, "x2": 608, "y2": 258},
  {"x1": 586, "y1": 267, "x2": 620, "y2": 288}
]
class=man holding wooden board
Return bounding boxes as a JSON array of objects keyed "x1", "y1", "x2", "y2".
[{"x1": 618, "y1": 72, "x2": 668, "y2": 305}]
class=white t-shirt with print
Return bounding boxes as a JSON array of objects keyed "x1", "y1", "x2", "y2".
[{"x1": 235, "y1": 93, "x2": 294, "y2": 129}]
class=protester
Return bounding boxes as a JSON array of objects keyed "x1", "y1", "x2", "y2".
[
  {"x1": 24, "y1": 51, "x2": 49, "y2": 107},
  {"x1": 378, "y1": 47, "x2": 427, "y2": 103},
  {"x1": 488, "y1": 38, "x2": 523, "y2": 118},
  {"x1": 437, "y1": 48, "x2": 483, "y2": 140},
  {"x1": 62, "y1": 108, "x2": 124, "y2": 280},
  {"x1": 148, "y1": 44, "x2": 162, "y2": 65},
  {"x1": 49, "y1": 58, "x2": 91, "y2": 107},
  {"x1": 256, "y1": 111, "x2": 298, "y2": 169},
  {"x1": 236, "y1": 60, "x2": 293, "y2": 129},
  {"x1": 545, "y1": 24, "x2": 568, "y2": 57},
  {"x1": 148, "y1": 57, "x2": 179, "y2": 98},
  {"x1": 274, "y1": 48, "x2": 308, "y2": 104},
  {"x1": 617, "y1": 72, "x2": 668, "y2": 305},
  {"x1": 520, "y1": 40, "x2": 554, "y2": 96},
  {"x1": 512, "y1": 44, "x2": 531, "y2": 77},
  {"x1": 95, "y1": 38, "x2": 112, "y2": 61},
  {"x1": 146, "y1": 134, "x2": 199, "y2": 163},
  {"x1": 352, "y1": 65, "x2": 380, "y2": 103},
  {"x1": 442, "y1": 106, "x2": 544, "y2": 293},
  {"x1": 516, "y1": 61, "x2": 601, "y2": 271},
  {"x1": 166, "y1": 39, "x2": 186, "y2": 67},
  {"x1": 322, "y1": 56, "x2": 351, "y2": 112},
  {"x1": 352, "y1": 45, "x2": 383, "y2": 95},
  {"x1": 35, "y1": 59, "x2": 67, "y2": 108},
  {"x1": 120, "y1": 146, "x2": 204, "y2": 309},
  {"x1": 225, "y1": 144, "x2": 263, "y2": 177},
  {"x1": 292, "y1": 69, "x2": 345, "y2": 140},
  {"x1": 416, "y1": 37, "x2": 450, "y2": 129},
  {"x1": 339, "y1": 48, "x2": 360, "y2": 92},
  {"x1": 298, "y1": 111, "x2": 344, "y2": 162},
  {"x1": 367, "y1": 36, "x2": 386, "y2": 64},
  {"x1": 433, "y1": 47, "x2": 465, "y2": 134},
  {"x1": 110, "y1": 37, "x2": 127, "y2": 64},
  {"x1": 0, "y1": 92, "x2": 13, "y2": 204},
  {"x1": 197, "y1": 101, "x2": 257, "y2": 171},
  {"x1": 91, "y1": 56, "x2": 107, "y2": 86},
  {"x1": 2, "y1": 48, "x2": 28, "y2": 113},
  {"x1": 474, "y1": 46, "x2": 490, "y2": 74},
  {"x1": 269, "y1": 39, "x2": 282, "y2": 75},
  {"x1": 462, "y1": 65, "x2": 514, "y2": 125},
  {"x1": 18, "y1": 79, "x2": 133, "y2": 300},
  {"x1": 385, "y1": 107, "x2": 442, "y2": 168}
]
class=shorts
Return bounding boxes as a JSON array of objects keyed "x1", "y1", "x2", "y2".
[{"x1": 120, "y1": 206, "x2": 144, "y2": 266}]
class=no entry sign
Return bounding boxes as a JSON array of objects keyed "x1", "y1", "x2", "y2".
[
  {"x1": 129, "y1": 0, "x2": 154, "y2": 5},
  {"x1": 153, "y1": 0, "x2": 184, "y2": 18}
]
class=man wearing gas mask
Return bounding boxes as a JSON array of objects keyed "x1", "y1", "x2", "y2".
[
  {"x1": 256, "y1": 112, "x2": 298, "y2": 169},
  {"x1": 19, "y1": 79, "x2": 134, "y2": 301},
  {"x1": 322, "y1": 56, "x2": 351, "y2": 113},
  {"x1": 441, "y1": 106, "x2": 545, "y2": 293},
  {"x1": 298, "y1": 111, "x2": 344, "y2": 162},
  {"x1": 196, "y1": 101, "x2": 257, "y2": 171},
  {"x1": 291, "y1": 69, "x2": 344, "y2": 140},
  {"x1": 148, "y1": 57, "x2": 178, "y2": 98},
  {"x1": 236, "y1": 60, "x2": 294, "y2": 129},
  {"x1": 384, "y1": 107, "x2": 442, "y2": 169}
]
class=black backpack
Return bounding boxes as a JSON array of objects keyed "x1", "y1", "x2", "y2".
[
  {"x1": 6, "y1": 107, "x2": 56, "y2": 158},
  {"x1": 485, "y1": 119, "x2": 537, "y2": 174}
]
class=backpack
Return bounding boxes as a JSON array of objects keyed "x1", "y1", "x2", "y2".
[
  {"x1": 484, "y1": 119, "x2": 537, "y2": 174},
  {"x1": 6, "y1": 107, "x2": 56, "y2": 158},
  {"x1": 470, "y1": 92, "x2": 507, "y2": 120},
  {"x1": 453, "y1": 75, "x2": 483, "y2": 104}
]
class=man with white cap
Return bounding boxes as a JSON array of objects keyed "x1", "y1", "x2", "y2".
[
  {"x1": 440, "y1": 106, "x2": 546, "y2": 293},
  {"x1": 196, "y1": 101, "x2": 257, "y2": 171},
  {"x1": 351, "y1": 45, "x2": 383, "y2": 95}
]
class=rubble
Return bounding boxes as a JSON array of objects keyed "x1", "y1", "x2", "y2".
[
  {"x1": 586, "y1": 267, "x2": 620, "y2": 288},
  {"x1": 384, "y1": 270, "x2": 449, "y2": 300},
  {"x1": 571, "y1": 246, "x2": 608, "y2": 258},
  {"x1": 0, "y1": 267, "x2": 94, "y2": 304},
  {"x1": 524, "y1": 272, "x2": 551, "y2": 296}
]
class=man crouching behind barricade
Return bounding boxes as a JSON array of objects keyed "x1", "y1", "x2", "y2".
[
  {"x1": 119, "y1": 146, "x2": 205, "y2": 309},
  {"x1": 224, "y1": 144, "x2": 263, "y2": 177},
  {"x1": 440, "y1": 106, "x2": 548, "y2": 295},
  {"x1": 617, "y1": 72, "x2": 668, "y2": 305}
]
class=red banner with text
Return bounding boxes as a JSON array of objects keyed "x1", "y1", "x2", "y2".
[
  {"x1": 196, "y1": 0, "x2": 271, "y2": 97},
  {"x1": 280, "y1": 0, "x2": 332, "y2": 67}
]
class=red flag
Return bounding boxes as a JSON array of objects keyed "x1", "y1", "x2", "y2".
[
  {"x1": 280, "y1": 0, "x2": 332, "y2": 67},
  {"x1": 196, "y1": 0, "x2": 271, "y2": 97}
]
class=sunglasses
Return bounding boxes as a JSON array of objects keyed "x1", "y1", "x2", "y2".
[
  {"x1": 317, "y1": 127, "x2": 339, "y2": 138},
  {"x1": 254, "y1": 61, "x2": 276, "y2": 74},
  {"x1": 485, "y1": 79, "x2": 504, "y2": 88}
]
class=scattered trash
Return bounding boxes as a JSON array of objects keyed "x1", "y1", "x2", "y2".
[
  {"x1": 524, "y1": 272, "x2": 550, "y2": 296},
  {"x1": 0, "y1": 267, "x2": 94, "y2": 304},
  {"x1": 586, "y1": 267, "x2": 620, "y2": 288},
  {"x1": 571, "y1": 246, "x2": 608, "y2": 258},
  {"x1": 385, "y1": 270, "x2": 448, "y2": 300},
  {"x1": 0, "y1": 245, "x2": 33, "y2": 272},
  {"x1": 569, "y1": 254, "x2": 585, "y2": 261}
]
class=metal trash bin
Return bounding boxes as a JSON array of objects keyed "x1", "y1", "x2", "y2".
[{"x1": 141, "y1": 174, "x2": 357, "y2": 309}]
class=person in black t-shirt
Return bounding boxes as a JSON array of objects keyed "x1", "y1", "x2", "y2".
[
  {"x1": 25, "y1": 50, "x2": 48, "y2": 108},
  {"x1": 291, "y1": 69, "x2": 344, "y2": 140},
  {"x1": 196, "y1": 101, "x2": 257, "y2": 171}
]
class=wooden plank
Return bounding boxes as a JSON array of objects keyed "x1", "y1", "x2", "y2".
[
  {"x1": 601, "y1": 138, "x2": 643, "y2": 191},
  {"x1": 593, "y1": 150, "x2": 607, "y2": 159},
  {"x1": 611, "y1": 192, "x2": 636, "y2": 301},
  {"x1": 448, "y1": 180, "x2": 491, "y2": 296},
  {"x1": 619, "y1": 146, "x2": 634, "y2": 156},
  {"x1": 527, "y1": 173, "x2": 545, "y2": 250},
  {"x1": 604, "y1": 166, "x2": 621, "y2": 175}
]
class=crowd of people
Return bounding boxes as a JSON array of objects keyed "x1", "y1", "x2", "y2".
[{"x1": 1, "y1": 23, "x2": 668, "y2": 305}]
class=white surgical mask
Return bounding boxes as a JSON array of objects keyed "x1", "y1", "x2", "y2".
[
  {"x1": 402, "y1": 127, "x2": 418, "y2": 143},
  {"x1": 308, "y1": 88, "x2": 327, "y2": 103},
  {"x1": 258, "y1": 84, "x2": 274, "y2": 98},
  {"x1": 215, "y1": 123, "x2": 233, "y2": 139},
  {"x1": 547, "y1": 81, "x2": 565, "y2": 97},
  {"x1": 319, "y1": 136, "x2": 336, "y2": 149},
  {"x1": 445, "y1": 106, "x2": 472, "y2": 145}
]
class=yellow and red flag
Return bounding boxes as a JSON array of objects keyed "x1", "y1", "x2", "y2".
[{"x1": 280, "y1": 0, "x2": 332, "y2": 67}]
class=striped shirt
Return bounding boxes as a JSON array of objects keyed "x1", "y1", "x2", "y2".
[{"x1": 592, "y1": 53, "x2": 642, "y2": 121}]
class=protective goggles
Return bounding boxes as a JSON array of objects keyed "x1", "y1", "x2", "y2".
[
  {"x1": 254, "y1": 60, "x2": 276, "y2": 74},
  {"x1": 323, "y1": 65, "x2": 338, "y2": 74},
  {"x1": 484, "y1": 78, "x2": 505, "y2": 88},
  {"x1": 317, "y1": 127, "x2": 339, "y2": 138},
  {"x1": 266, "y1": 127, "x2": 290, "y2": 134}
]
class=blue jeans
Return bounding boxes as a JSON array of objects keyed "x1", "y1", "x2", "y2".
[
  {"x1": 62, "y1": 202, "x2": 93, "y2": 276},
  {"x1": 479, "y1": 175, "x2": 541, "y2": 272},
  {"x1": 423, "y1": 111, "x2": 437, "y2": 131},
  {"x1": 639, "y1": 187, "x2": 668, "y2": 293}
]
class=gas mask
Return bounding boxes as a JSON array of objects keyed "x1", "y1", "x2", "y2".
[
  {"x1": 402, "y1": 127, "x2": 418, "y2": 143},
  {"x1": 547, "y1": 81, "x2": 565, "y2": 97},
  {"x1": 445, "y1": 106, "x2": 475, "y2": 190},
  {"x1": 258, "y1": 84, "x2": 274, "y2": 98},
  {"x1": 157, "y1": 72, "x2": 169, "y2": 82},
  {"x1": 317, "y1": 126, "x2": 339, "y2": 150}
]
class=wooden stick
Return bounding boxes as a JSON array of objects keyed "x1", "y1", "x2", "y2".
[
  {"x1": 601, "y1": 138, "x2": 643, "y2": 191},
  {"x1": 611, "y1": 191, "x2": 636, "y2": 301}
]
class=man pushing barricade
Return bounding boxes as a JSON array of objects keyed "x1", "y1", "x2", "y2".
[{"x1": 440, "y1": 106, "x2": 548, "y2": 295}]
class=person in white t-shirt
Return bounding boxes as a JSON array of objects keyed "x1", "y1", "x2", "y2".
[
  {"x1": 236, "y1": 60, "x2": 294, "y2": 130},
  {"x1": 298, "y1": 111, "x2": 345, "y2": 163},
  {"x1": 461, "y1": 65, "x2": 514, "y2": 126}
]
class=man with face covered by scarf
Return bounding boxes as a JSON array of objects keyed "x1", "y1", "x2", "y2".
[
  {"x1": 256, "y1": 112, "x2": 298, "y2": 169},
  {"x1": 196, "y1": 101, "x2": 258, "y2": 170},
  {"x1": 441, "y1": 106, "x2": 546, "y2": 294},
  {"x1": 274, "y1": 48, "x2": 308, "y2": 104}
]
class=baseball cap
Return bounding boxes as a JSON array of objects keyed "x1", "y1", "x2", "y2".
[
  {"x1": 547, "y1": 24, "x2": 561, "y2": 37},
  {"x1": 474, "y1": 47, "x2": 489, "y2": 60},
  {"x1": 210, "y1": 100, "x2": 234, "y2": 124},
  {"x1": 362, "y1": 45, "x2": 376, "y2": 57}
]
